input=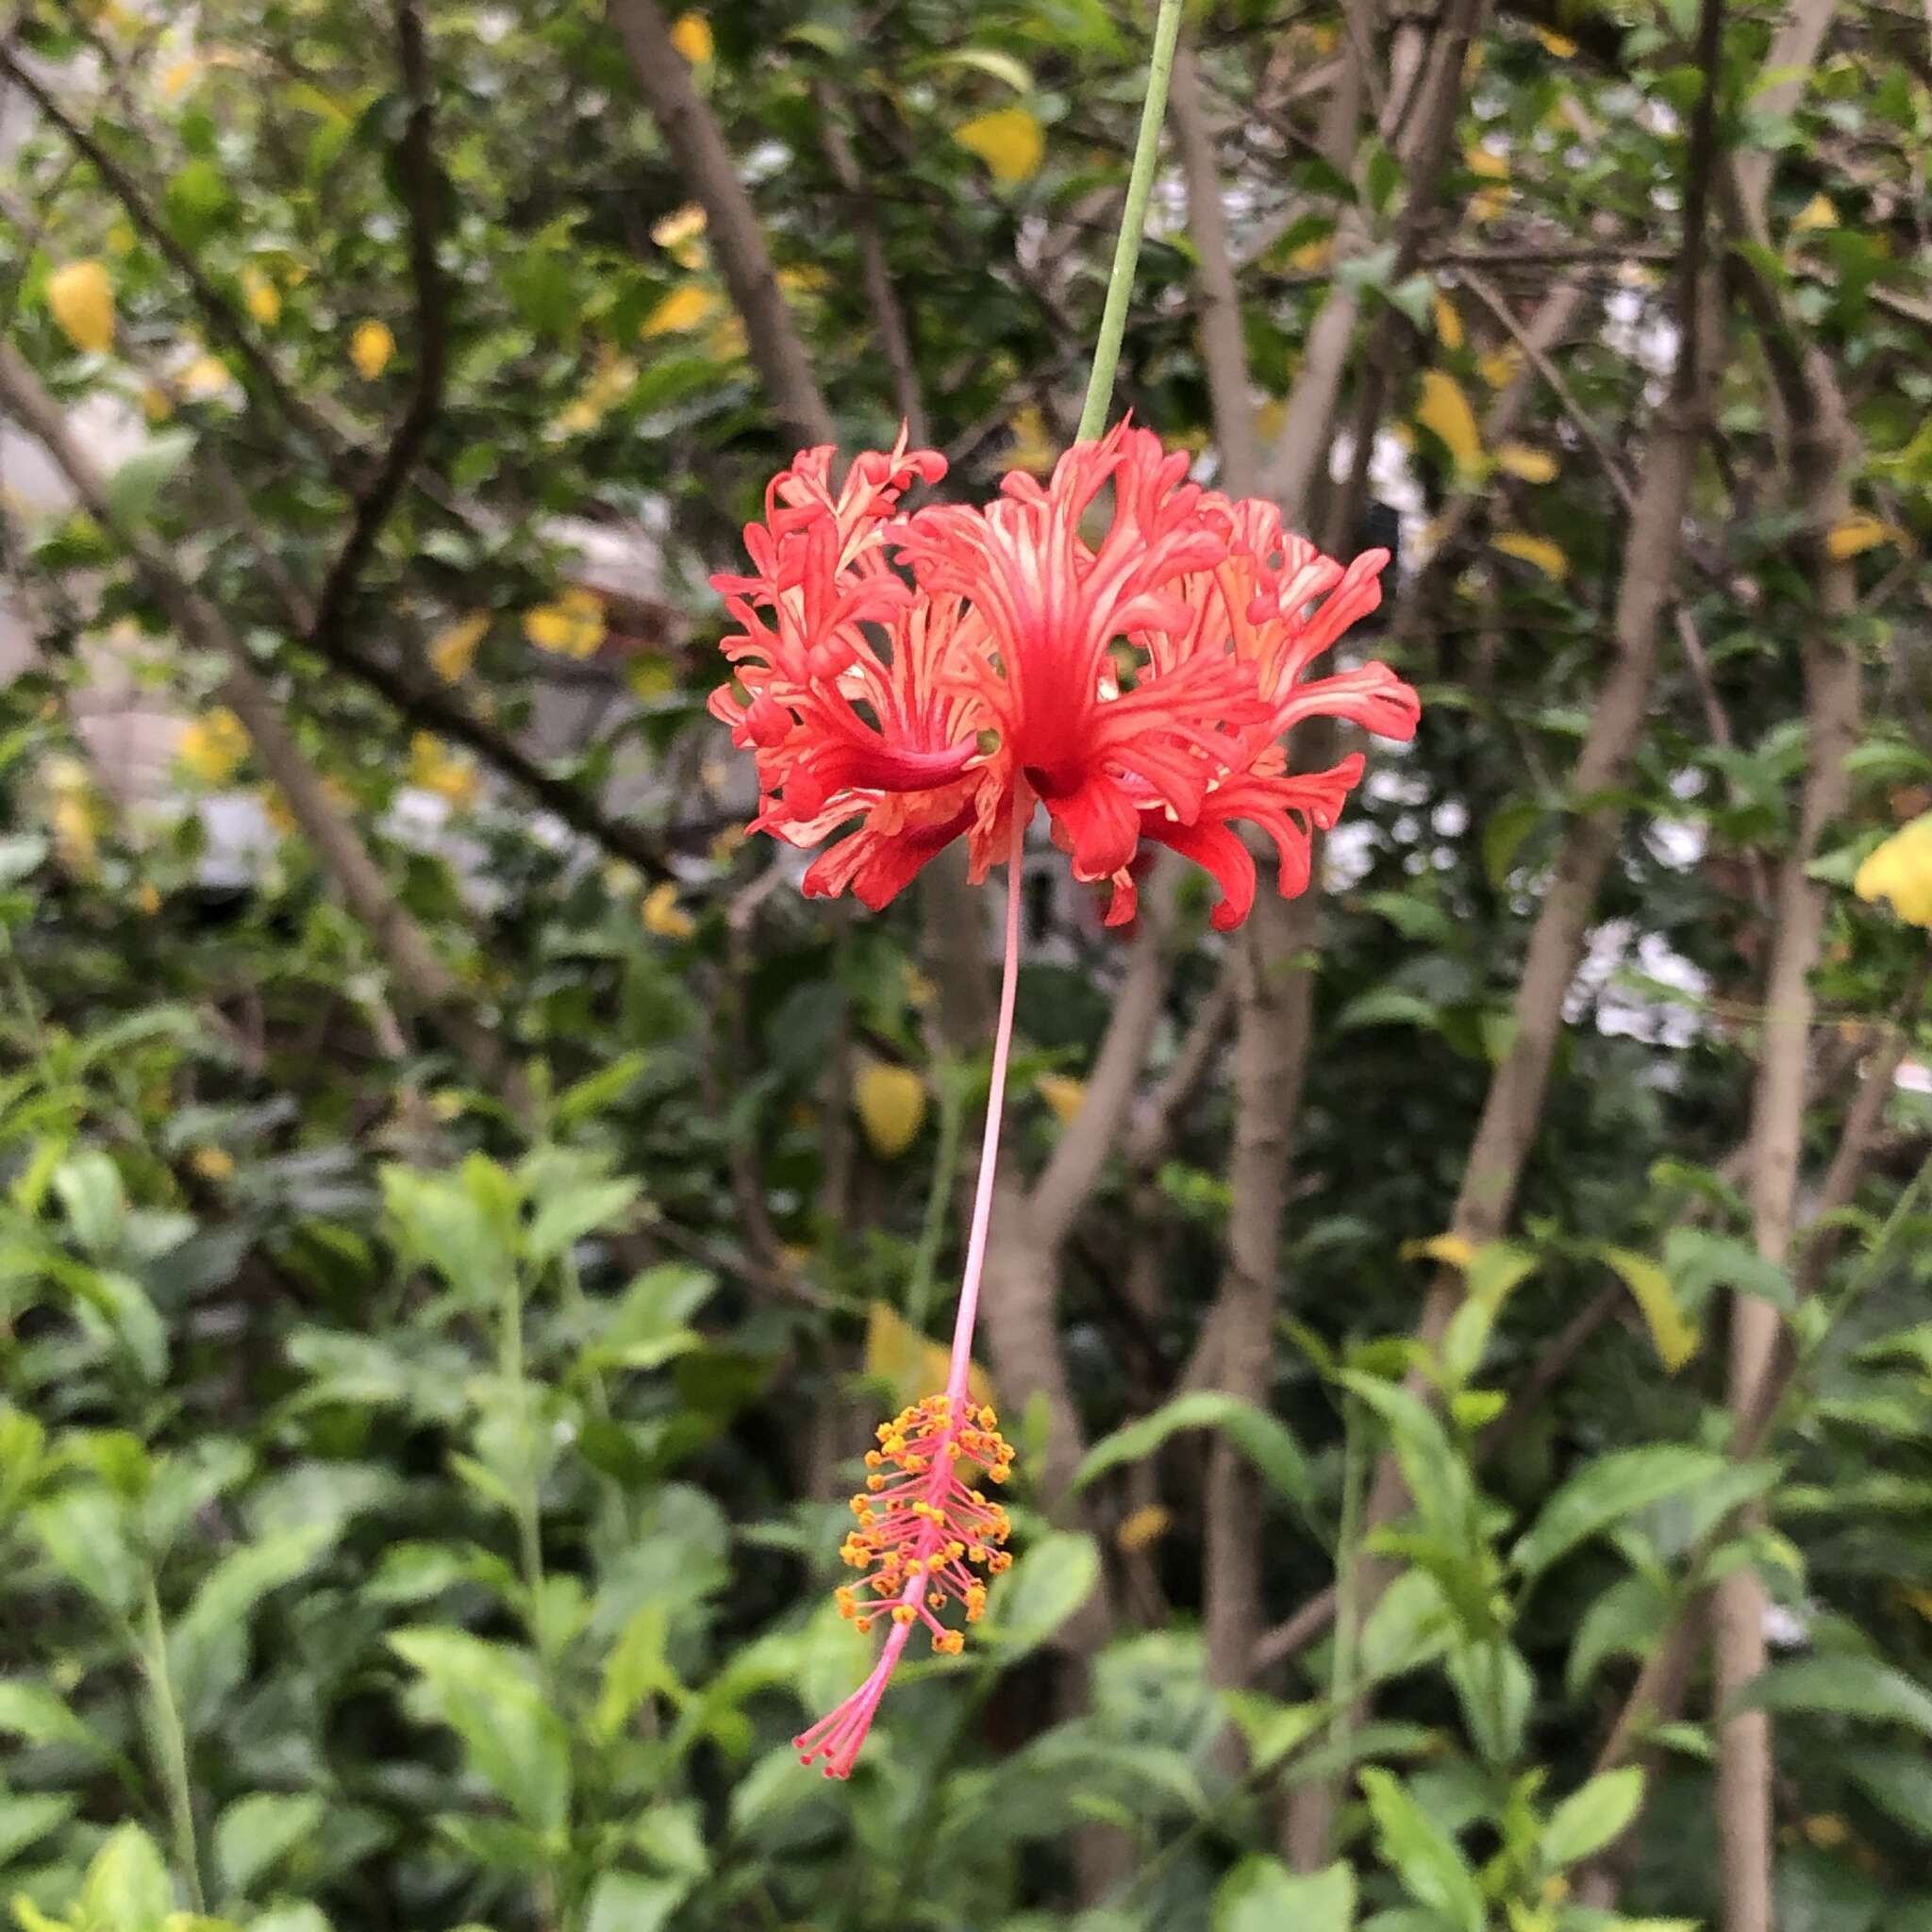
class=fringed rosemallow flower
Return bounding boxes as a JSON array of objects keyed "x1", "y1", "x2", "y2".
[
  {"x1": 709, "y1": 421, "x2": 1419, "y2": 1777},
  {"x1": 711, "y1": 420, "x2": 1418, "y2": 931}
]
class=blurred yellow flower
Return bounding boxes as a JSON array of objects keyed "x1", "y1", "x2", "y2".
[
  {"x1": 1115, "y1": 1503, "x2": 1172, "y2": 1553},
  {"x1": 409, "y1": 733, "x2": 479, "y2": 808},
  {"x1": 178, "y1": 353, "x2": 236, "y2": 399},
  {"x1": 1006, "y1": 404, "x2": 1056, "y2": 475},
  {"x1": 855, "y1": 1060, "x2": 926, "y2": 1158},
  {"x1": 177, "y1": 708, "x2": 249, "y2": 785},
  {"x1": 242, "y1": 265, "x2": 281, "y2": 327},
  {"x1": 428, "y1": 611, "x2": 491, "y2": 682},
  {"x1": 669, "y1": 10, "x2": 714, "y2": 62},
  {"x1": 651, "y1": 204, "x2": 708, "y2": 258},
  {"x1": 1855, "y1": 814, "x2": 1932, "y2": 929},
  {"x1": 641, "y1": 881, "x2": 696, "y2": 941},
  {"x1": 350, "y1": 319, "x2": 395, "y2": 379},
  {"x1": 45, "y1": 758, "x2": 100, "y2": 876},
  {"x1": 48, "y1": 260, "x2": 114, "y2": 355},
  {"x1": 190, "y1": 1146, "x2": 236, "y2": 1181},
  {"x1": 1037, "y1": 1073, "x2": 1087, "y2": 1126},
  {"x1": 641, "y1": 284, "x2": 716, "y2": 338},
  {"x1": 522, "y1": 587, "x2": 607, "y2": 658}
]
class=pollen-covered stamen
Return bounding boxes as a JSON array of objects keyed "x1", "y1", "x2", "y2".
[{"x1": 793, "y1": 1393, "x2": 1015, "y2": 1777}]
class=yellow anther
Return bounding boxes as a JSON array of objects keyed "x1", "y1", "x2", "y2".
[{"x1": 892, "y1": 1604, "x2": 917, "y2": 1625}]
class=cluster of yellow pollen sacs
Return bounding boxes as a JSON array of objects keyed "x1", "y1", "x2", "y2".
[{"x1": 834, "y1": 1394, "x2": 1014, "y2": 1653}]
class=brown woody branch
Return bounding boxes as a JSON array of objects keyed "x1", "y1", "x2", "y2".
[
  {"x1": 0, "y1": 341, "x2": 508, "y2": 1091},
  {"x1": 307, "y1": 0, "x2": 449, "y2": 662},
  {"x1": 606, "y1": 0, "x2": 836, "y2": 450},
  {"x1": 0, "y1": 44, "x2": 348, "y2": 475}
]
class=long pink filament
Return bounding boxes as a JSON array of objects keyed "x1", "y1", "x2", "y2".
[{"x1": 943, "y1": 799, "x2": 1028, "y2": 1407}]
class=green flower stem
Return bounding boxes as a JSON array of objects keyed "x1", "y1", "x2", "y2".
[
  {"x1": 1328, "y1": 1390, "x2": 1366, "y2": 1757},
  {"x1": 499, "y1": 1267, "x2": 549, "y2": 1657},
  {"x1": 1076, "y1": 0, "x2": 1190, "y2": 441},
  {"x1": 139, "y1": 1579, "x2": 206, "y2": 1913}
]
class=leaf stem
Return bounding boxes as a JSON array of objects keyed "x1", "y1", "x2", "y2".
[
  {"x1": 1329, "y1": 1391, "x2": 1365, "y2": 1757},
  {"x1": 139, "y1": 1579, "x2": 206, "y2": 1913},
  {"x1": 1076, "y1": 0, "x2": 1189, "y2": 441},
  {"x1": 499, "y1": 1264, "x2": 549, "y2": 1653}
]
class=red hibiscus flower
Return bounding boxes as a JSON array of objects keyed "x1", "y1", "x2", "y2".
[{"x1": 710, "y1": 421, "x2": 1418, "y2": 931}]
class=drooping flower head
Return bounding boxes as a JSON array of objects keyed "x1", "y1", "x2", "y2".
[
  {"x1": 710, "y1": 420, "x2": 1420, "y2": 931},
  {"x1": 708, "y1": 423, "x2": 1420, "y2": 1780}
]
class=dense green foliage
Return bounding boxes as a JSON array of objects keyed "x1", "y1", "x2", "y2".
[{"x1": 3, "y1": 0, "x2": 1932, "y2": 1929}]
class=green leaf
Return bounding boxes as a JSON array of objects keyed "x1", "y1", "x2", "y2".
[
  {"x1": 1214, "y1": 1855, "x2": 1356, "y2": 1932},
  {"x1": 78, "y1": 1824, "x2": 175, "y2": 1932},
  {"x1": 592, "y1": 1602, "x2": 678, "y2": 1743},
  {"x1": 927, "y1": 46, "x2": 1035, "y2": 91},
  {"x1": 1358, "y1": 1768, "x2": 1485, "y2": 1932},
  {"x1": 1595, "y1": 1245, "x2": 1700, "y2": 1372},
  {"x1": 390, "y1": 1627, "x2": 572, "y2": 1830},
  {"x1": 1446, "y1": 1638, "x2": 1532, "y2": 1765},
  {"x1": 105, "y1": 432, "x2": 195, "y2": 528},
  {"x1": 215, "y1": 1791, "x2": 326, "y2": 1897},
  {"x1": 525, "y1": 1177, "x2": 641, "y2": 1265},
  {"x1": 986, "y1": 1532, "x2": 1101, "y2": 1654},
  {"x1": 1340, "y1": 1374, "x2": 1474, "y2": 1550},
  {"x1": 1334, "y1": 987, "x2": 1441, "y2": 1034},
  {"x1": 32, "y1": 1488, "x2": 139, "y2": 1615},
  {"x1": 554, "y1": 1053, "x2": 648, "y2": 1129},
  {"x1": 1482, "y1": 798, "x2": 1546, "y2": 888},
  {"x1": 1844, "y1": 1745, "x2": 1932, "y2": 1839},
  {"x1": 0, "y1": 1681, "x2": 109, "y2": 1758},
  {"x1": 0, "y1": 1790, "x2": 76, "y2": 1866},
  {"x1": 1512, "y1": 1445, "x2": 1731, "y2": 1579},
  {"x1": 582, "y1": 1872, "x2": 693, "y2": 1932},
  {"x1": 583, "y1": 1263, "x2": 714, "y2": 1373},
  {"x1": 1665, "y1": 1226, "x2": 1795, "y2": 1316},
  {"x1": 1224, "y1": 1694, "x2": 1325, "y2": 1774},
  {"x1": 164, "y1": 158, "x2": 233, "y2": 242},
  {"x1": 1731, "y1": 1655, "x2": 1932, "y2": 1736},
  {"x1": 1541, "y1": 1766, "x2": 1644, "y2": 1868},
  {"x1": 1358, "y1": 1570, "x2": 1455, "y2": 1681},
  {"x1": 380, "y1": 1164, "x2": 511, "y2": 1304},
  {"x1": 52, "y1": 1150, "x2": 125, "y2": 1257},
  {"x1": 1566, "y1": 1574, "x2": 1669, "y2": 1698},
  {"x1": 170, "y1": 1524, "x2": 336, "y2": 1727},
  {"x1": 1069, "y1": 1391, "x2": 1312, "y2": 1515},
  {"x1": 71, "y1": 1268, "x2": 168, "y2": 1382}
]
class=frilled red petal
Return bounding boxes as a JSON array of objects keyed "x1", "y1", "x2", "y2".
[
  {"x1": 1271, "y1": 661, "x2": 1422, "y2": 742},
  {"x1": 1140, "y1": 754, "x2": 1370, "y2": 930},
  {"x1": 1142, "y1": 816, "x2": 1259, "y2": 931},
  {"x1": 800, "y1": 801, "x2": 977, "y2": 910},
  {"x1": 1042, "y1": 771, "x2": 1142, "y2": 884},
  {"x1": 710, "y1": 420, "x2": 1416, "y2": 925}
]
